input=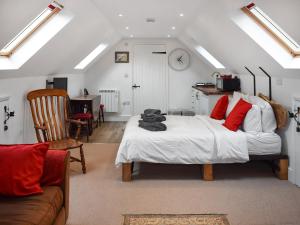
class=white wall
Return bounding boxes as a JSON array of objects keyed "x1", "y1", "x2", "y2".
[
  {"x1": 85, "y1": 38, "x2": 214, "y2": 121},
  {"x1": 0, "y1": 74, "x2": 85, "y2": 144}
]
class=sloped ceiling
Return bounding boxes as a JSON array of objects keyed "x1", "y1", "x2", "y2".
[
  {"x1": 0, "y1": 0, "x2": 121, "y2": 78},
  {"x1": 179, "y1": 0, "x2": 300, "y2": 78},
  {"x1": 1, "y1": 0, "x2": 300, "y2": 78}
]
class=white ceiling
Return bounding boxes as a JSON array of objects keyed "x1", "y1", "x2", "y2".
[{"x1": 91, "y1": 0, "x2": 204, "y2": 38}]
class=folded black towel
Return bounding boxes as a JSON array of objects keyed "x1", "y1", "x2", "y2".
[
  {"x1": 138, "y1": 120, "x2": 167, "y2": 131},
  {"x1": 144, "y1": 109, "x2": 161, "y2": 115},
  {"x1": 141, "y1": 113, "x2": 166, "y2": 122}
]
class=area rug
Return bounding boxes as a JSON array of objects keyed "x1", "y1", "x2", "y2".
[{"x1": 123, "y1": 214, "x2": 230, "y2": 225}]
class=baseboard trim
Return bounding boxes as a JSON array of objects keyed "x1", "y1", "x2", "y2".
[
  {"x1": 104, "y1": 115, "x2": 131, "y2": 122},
  {"x1": 288, "y1": 167, "x2": 296, "y2": 184}
]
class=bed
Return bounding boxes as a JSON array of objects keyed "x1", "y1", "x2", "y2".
[{"x1": 116, "y1": 93, "x2": 288, "y2": 182}]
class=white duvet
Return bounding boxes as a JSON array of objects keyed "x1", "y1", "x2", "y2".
[{"x1": 115, "y1": 115, "x2": 249, "y2": 166}]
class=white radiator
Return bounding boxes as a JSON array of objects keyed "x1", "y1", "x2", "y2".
[{"x1": 99, "y1": 89, "x2": 119, "y2": 112}]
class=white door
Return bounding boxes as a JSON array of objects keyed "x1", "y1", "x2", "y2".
[{"x1": 133, "y1": 44, "x2": 168, "y2": 115}]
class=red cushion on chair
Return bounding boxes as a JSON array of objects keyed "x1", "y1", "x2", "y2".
[
  {"x1": 41, "y1": 150, "x2": 67, "y2": 186},
  {"x1": 0, "y1": 143, "x2": 49, "y2": 196},
  {"x1": 100, "y1": 104, "x2": 104, "y2": 109},
  {"x1": 73, "y1": 113, "x2": 93, "y2": 120},
  {"x1": 223, "y1": 98, "x2": 252, "y2": 131},
  {"x1": 210, "y1": 95, "x2": 229, "y2": 120}
]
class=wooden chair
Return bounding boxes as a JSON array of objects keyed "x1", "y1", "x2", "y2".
[{"x1": 27, "y1": 89, "x2": 86, "y2": 173}]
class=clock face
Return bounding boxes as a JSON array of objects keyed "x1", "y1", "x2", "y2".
[{"x1": 168, "y1": 48, "x2": 190, "y2": 71}]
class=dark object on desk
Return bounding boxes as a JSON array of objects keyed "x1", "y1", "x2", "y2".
[
  {"x1": 195, "y1": 82, "x2": 215, "y2": 87},
  {"x1": 138, "y1": 120, "x2": 167, "y2": 131},
  {"x1": 53, "y1": 77, "x2": 68, "y2": 91},
  {"x1": 84, "y1": 88, "x2": 89, "y2": 96},
  {"x1": 27, "y1": 88, "x2": 86, "y2": 174},
  {"x1": 216, "y1": 76, "x2": 240, "y2": 91}
]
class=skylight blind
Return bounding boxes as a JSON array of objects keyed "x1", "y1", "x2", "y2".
[
  {"x1": 0, "y1": 1, "x2": 63, "y2": 57},
  {"x1": 242, "y1": 3, "x2": 300, "y2": 57}
]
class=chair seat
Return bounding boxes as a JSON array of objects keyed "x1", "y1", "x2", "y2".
[
  {"x1": 73, "y1": 113, "x2": 93, "y2": 120},
  {"x1": 48, "y1": 138, "x2": 83, "y2": 150},
  {"x1": 100, "y1": 104, "x2": 104, "y2": 108}
]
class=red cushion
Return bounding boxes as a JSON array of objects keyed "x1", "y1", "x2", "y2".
[
  {"x1": 0, "y1": 143, "x2": 49, "y2": 197},
  {"x1": 223, "y1": 98, "x2": 252, "y2": 131},
  {"x1": 73, "y1": 113, "x2": 93, "y2": 120},
  {"x1": 100, "y1": 104, "x2": 104, "y2": 108},
  {"x1": 210, "y1": 95, "x2": 229, "y2": 120},
  {"x1": 41, "y1": 150, "x2": 67, "y2": 186}
]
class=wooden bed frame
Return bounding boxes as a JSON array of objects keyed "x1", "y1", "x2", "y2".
[
  {"x1": 121, "y1": 93, "x2": 289, "y2": 182},
  {"x1": 122, "y1": 154, "x2": 288, "y2": 182}
]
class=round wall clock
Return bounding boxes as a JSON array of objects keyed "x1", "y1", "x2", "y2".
[{"x1": 168, "y1": 48, "x2": 190, "y2": 71}]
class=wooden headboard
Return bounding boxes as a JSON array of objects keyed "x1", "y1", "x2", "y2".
[{"x1": 258, "y1": 93, "x2": 288, "y2": 129}]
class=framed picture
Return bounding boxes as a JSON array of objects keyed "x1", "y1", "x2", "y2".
[{"x1": 115, "y1": 51, "x2": 129, "y2": 63}]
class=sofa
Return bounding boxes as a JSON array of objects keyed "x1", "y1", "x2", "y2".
[{"x1": 0, "y1": 151, "x2": 70, "y2": 225}]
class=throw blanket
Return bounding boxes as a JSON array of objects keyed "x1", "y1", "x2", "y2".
[{"x1": 115, "y1": 115, "x2": 249, "y2": 166}]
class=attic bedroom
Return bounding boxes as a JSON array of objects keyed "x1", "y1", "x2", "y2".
[{"x1": 0, "y1": 0, "x2": 300, "y2": 225}]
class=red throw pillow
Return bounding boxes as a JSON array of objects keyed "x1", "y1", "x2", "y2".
[
  {"x1": 0, "y1": 143, "x2": 49, "y2": 196},
  {"x1": 223, "y1": 98, "x2": 252, "y2": 131},
  {"x1": 41, "y1": 150, "x2": 67, "y2": 186},
  {"x1": 210, "y1": 95, "x2": 229, "y2": 120}
]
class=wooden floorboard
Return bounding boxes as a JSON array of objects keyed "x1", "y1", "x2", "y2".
[{"x1": 81, "y1": 122, "x2": 126, "y2": 143}]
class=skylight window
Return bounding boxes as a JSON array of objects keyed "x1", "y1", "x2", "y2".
[
  {"x1": 74, "y1": 44, "x2": 108, "y2": 70},
  {"x1": 242, "y1": 3, "x2": 300, "y2": 57},
  {"x1": 0, "y1": 1, "x2": 63, "y2": 57},
  {"x1": 195, "y1": 46, "x2": 225, "y2": 69}
]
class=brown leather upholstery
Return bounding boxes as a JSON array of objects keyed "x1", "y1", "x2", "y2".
[
  {"x1": 0, "y1": 152, "x2": 70, "y2": 225},
  {"x1": 0, "y1": 187, "x2": 63, "y2": 225}
]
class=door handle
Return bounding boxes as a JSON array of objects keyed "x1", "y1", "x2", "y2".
[{"x1": 132, "y1": 84, "x2": 141, "y2": 88}]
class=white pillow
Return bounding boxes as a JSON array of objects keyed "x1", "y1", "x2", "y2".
[
  {"x1": 243, "y1": 105, "x2": 262, "y2": 133},
  {"x1": 249, "y1": 96, "x2": 276, "y2": 132},
  {"x1": 226, "y1": 92, "x2": 249, "y2": 117}
]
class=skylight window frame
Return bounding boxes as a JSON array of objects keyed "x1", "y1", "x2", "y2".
[
  {"x1": 0, "y1": 1, "x2": 63, "y2": 57},
  {"x1": 242, "y1": 3, "x2": 300, "y2": 57},
  {"x1": 195, "y1": 46, "x2": 225, "y2": 69}
]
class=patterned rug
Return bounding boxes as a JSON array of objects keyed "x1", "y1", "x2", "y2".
[{"x1": 123, "y1": 214, "x2": 230, "y2": 225}]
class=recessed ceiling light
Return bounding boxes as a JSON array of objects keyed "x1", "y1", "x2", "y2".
[
  {"x1": 125, "y1": 26, "x2": 129, "y2": 30},
  {"x1": 179, "y1": 13, "x2": 184, "y2": 17},
  {"x1": 118, "y1": 14, "x2": 123, "y2": 17},
  {"x1": 167, "y1": 34, "x2": 171, "y2": 38},
  {"x1": 171, "y1": 26, "x2": 176, "y2": 30},
  {"x1": 130, "y1": 34, "x2": 134, "y2": 38}
]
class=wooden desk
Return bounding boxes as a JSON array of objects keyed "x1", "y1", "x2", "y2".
[{"x1": 70, "y1": 95, "x2": 101, "y2": 132}]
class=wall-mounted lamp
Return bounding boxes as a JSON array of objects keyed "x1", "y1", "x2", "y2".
[
  {"x1": 289, "y1": 107, "x2": 300, "y2": 132},
  {"x1": 4, "y1": 106, "x2": 15, "y2": 131}
]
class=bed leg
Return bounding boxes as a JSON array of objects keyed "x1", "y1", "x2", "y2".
[
  {"x1": 122, "y1": 163, "x2": 133, "y2": 182},
  {"x1": 276, "y1": 159, "x2": 288, "y2": 180},
  {"x1": 202, "y1": 164, "x2": 214, "y2": 181}
]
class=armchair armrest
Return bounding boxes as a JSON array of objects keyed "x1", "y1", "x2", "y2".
[{"x1": 41, "y1": 150, "x2": 70, "y2": 220}]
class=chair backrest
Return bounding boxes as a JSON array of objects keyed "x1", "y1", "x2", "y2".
[{"x1": 27, "y1": 89, "x2": 70, "y2": 142}]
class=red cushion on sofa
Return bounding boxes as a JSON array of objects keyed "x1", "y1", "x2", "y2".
[
  {"x1": 223, "y1": 98, "x2": 252, "y2": 131},
  {"x1": 210, "y1": 95, "x2": 229, "y2": 120},
  {"x1": 0, "y1": 143, "x2": 49, "y2": 196},
  {"x1": 41, "y1": 150, "x2": 67, "y2": 186}
]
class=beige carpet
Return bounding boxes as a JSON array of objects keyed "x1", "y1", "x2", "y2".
[{"x1": 68, "y1": 143, "x2": 300, "y2": 225}]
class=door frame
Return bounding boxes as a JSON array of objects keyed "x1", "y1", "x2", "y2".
[{"x1": 131, "y1": 42, "x2": 169, "y2": 115}]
